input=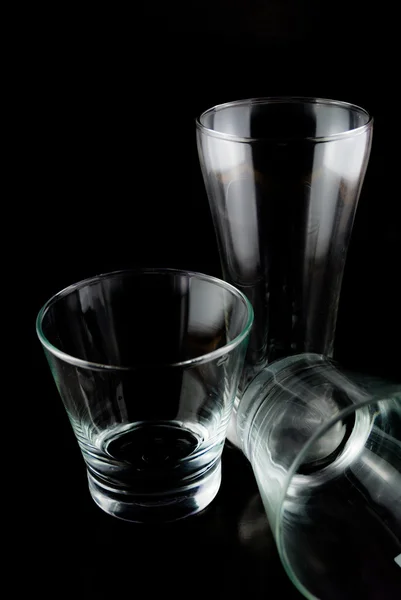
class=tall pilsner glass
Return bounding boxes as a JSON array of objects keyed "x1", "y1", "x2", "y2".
[
  {"x1": 197, "y1": 97, "x2": 373, "y2": 445},
  {"x1": 197, "y1": 97, "x2": 372, "y2": 377}
]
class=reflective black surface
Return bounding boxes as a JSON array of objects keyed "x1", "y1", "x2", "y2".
[
  {"x1": 22, "y1": 15, "x2": 400, "y2": 599},
  {"x1": 29, "y1": 439, "x2": 302, "y2": 599}
]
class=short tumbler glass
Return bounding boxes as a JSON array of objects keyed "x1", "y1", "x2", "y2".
[{"x1": 36, "y1": 268, "x2": 253, "y2": 522}]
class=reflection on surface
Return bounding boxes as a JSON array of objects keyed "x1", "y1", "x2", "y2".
[{"x1": 237, "y1": 493, "x2": 275, "y2": 556}]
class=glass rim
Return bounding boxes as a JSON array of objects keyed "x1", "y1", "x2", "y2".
[
  {"x1": 196, "y1": 96, "x2": 373, "y2": 143},
  {"x1": 274, "y1": 365, "x2": 400, "y2": 599},
  {"x1": 36, "y1": 267, "x2": 254, "y2": 371}
]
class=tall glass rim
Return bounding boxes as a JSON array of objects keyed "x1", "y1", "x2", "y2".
[
  {"x1": 275, "y1": 387, "x2": 400, "y2": 600},
  {"x1": 36, "y1": 267, "x2": 254, "y2": 372},
  {"x1": 196, "y1": 96, "x2": 373, "y2": 144}
]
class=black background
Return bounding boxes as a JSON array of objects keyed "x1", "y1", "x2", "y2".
[{"x1": 20, "y1": 4, "x2": 400, "y2": 598}]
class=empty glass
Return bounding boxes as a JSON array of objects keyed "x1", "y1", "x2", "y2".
[
  {"x1": 36, "y1": 268, "x2": 253, "y2": 522},
  {"x1": 237, "y1": 353, "x2": 401, "y2": 599},
  {"x1": 197, "y1": 97, "x2": 373, "y2": 376}
]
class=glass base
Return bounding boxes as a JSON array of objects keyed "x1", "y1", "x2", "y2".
[{"x1": 87, "y1": 460, "x2": 222, "y2": 523}]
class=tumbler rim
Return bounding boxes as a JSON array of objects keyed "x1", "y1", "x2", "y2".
[
  {"x1": 196, "y1": 96, "x2": 373, "y2": 143},
  {"x1": 36, "y1": 267, "x2": 254, "y2": 371}
]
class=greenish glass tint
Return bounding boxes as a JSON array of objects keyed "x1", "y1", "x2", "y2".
[{"x1": 238, "y1": 353, "x2": 401, "y2": 600}]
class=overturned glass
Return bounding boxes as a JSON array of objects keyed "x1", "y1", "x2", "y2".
[{"x1": 237, "y1": 353, "x2": 401, "y2": 600}]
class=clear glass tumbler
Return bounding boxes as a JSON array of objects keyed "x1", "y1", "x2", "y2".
[
  {"x1": 197, "y1": 97, "x2": 373, "y2": 374},
  {"x1": 237, "y1": 353, "x2": 401, "y2": 600},
  {"x1": 36, "y1": 268, "x2": 253, "y2": 522}
]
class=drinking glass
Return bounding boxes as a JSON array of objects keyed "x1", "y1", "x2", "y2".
[
  {"x1": 197, "y1": 97, "x2": 373, "y2": 375},
  {"x1": 36, "y1": 268, "x2": 253, "y2": 522},
  {"x1": 237, "y1": 353, "x2": 401, "y2": 600}
]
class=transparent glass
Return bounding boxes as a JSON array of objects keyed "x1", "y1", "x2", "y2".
[
  {"x1": 36, "y1": 268, "x2": 253, "y2": 522},
  {"x1": 197, "y1": 97, "x2": 373, "y2": 377},
  {"x1": 238, "y1": 353, "x2": 401, "y2": 600}
]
